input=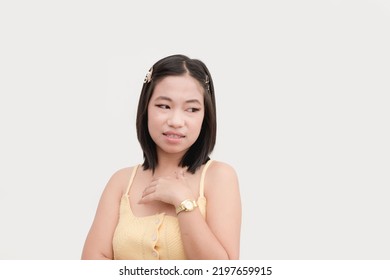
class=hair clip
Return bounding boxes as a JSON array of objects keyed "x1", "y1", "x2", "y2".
[
  {"x1": 143, "y1": 67, "x2": 153, "y2": 84},
  {"x1": 205, "y1": 75, "x2": 210, "y2": 92}
]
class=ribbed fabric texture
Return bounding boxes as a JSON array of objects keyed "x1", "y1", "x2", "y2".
[{"x1": 112, "y1": 160, "x2": 212, "y2": 260}]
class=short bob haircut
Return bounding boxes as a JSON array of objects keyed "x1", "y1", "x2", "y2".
[{"x1": 136, "y1": 54, "x2": 217, "y2": 174}]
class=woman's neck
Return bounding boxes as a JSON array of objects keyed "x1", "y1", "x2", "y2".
[{"x1": 154, "y1": 150, "x2": 186, "y2": 175}]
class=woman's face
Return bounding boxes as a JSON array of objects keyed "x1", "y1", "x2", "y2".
[{"x1": 147, "y1": 74, "x2": 205, "y2": 158}]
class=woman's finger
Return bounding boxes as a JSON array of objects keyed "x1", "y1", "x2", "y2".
[
  {"x1": 138, "y1": 192, "x2": 155, "y2": 204},
  {"x1": 142, "y1": 186, "x2": 156, "y2": 197}
]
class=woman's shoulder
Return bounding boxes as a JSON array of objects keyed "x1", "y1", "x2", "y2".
[
  {"x1": 205, "y1": 160, "x2": 239, "y2": 187},
  {"x1": 109, "y1": 165, "x2": 137, "y2": 179},
  {"x1": 104, "y1": 165, "x2": 140, "y2": 194},
  {"x1": 207, "y1": 160, "x2": 237, "y2": 177},
  {"x1": 203, "y1": 160, "x2": 240, "y2": 201}
]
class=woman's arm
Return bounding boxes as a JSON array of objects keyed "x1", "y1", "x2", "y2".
[
  {"x1": 81, "y1": 168, "x2": 129, "y2": 260},
  {"x1": 178, "y1": 161, "x2": 241, "y2": 259}
]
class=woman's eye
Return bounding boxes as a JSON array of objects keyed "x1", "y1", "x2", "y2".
[
  {"x1": 186, "y1": 108, "x2": 200, "y2": 113},
  {"x1": 156, "y1": 104, "x2": 170, "y2": 109}
]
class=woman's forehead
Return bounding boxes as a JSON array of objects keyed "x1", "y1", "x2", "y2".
[{"x1": 151, "y1": 75, "x2": 204, "y2": 102}]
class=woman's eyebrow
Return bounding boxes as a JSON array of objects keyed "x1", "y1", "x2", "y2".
[
  {"x1": 154, "y1": 96, "x2": 172, "y2": 102},
  {"x1": 185, "y1": 99, "x2": 202, "y2": 105},
  {"x1": 154, "y1": 96, "x2": 201, "y2": 105}
]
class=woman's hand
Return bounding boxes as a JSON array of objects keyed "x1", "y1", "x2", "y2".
[{"x1": 139, "y1": 170, "x2": 194, "y2": 207}]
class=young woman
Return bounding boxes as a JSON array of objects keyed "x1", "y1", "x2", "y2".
[{"x1": 81, "y1": 54, "x2": 241, "y2": 260}]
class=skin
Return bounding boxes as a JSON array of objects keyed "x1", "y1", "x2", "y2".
[{"x1": 81, "y1": 74, "x2": 241, "y2": 259}]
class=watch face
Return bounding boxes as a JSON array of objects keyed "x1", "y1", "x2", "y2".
[{"x1": 183, "y1": 200, "x2": 194, "y2": 211}]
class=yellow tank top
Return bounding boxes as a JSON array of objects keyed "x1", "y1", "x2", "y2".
[{"x1": 112, "y1": 160, "x2": 212, "y2": 260}]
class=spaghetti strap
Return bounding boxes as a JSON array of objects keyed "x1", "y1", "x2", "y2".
[
  {"x1": 199, "y1": 160, "x2": 213, "y2": 198},
  {"x1": 125, "y1": 165, "x2": 140, "y2": 195}
]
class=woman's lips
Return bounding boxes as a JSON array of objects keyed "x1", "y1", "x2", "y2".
[
  {"x1": 163, "y1": 131, "x2": 185, "y2": 138},
  {"x1": 163, "y1": 132, "x2": 185, "y2": 142}
]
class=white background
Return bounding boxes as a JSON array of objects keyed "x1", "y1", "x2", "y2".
[{"x1": 0, "y1": 0, "x2": 389, "y2": 259}]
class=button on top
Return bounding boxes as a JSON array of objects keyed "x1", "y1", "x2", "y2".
[
  {"x1": 152, "y1": 234, "x2": 157, "y2": 241},
  {"x1": 152, "y1": 251, "x2": 158, "y2": 258}
]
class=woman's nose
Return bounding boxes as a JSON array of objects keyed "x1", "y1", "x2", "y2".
[{"x1": 167, "y1": 110, "x2": 184, "y2": 127}]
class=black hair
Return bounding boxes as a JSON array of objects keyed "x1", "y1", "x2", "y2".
[{"x1": 136, "y1": 54, "x2": 217, "y2": 174}]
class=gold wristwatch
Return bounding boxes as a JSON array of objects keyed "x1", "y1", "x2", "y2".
[{"x1": 176, "y1": 199, "x2": 198, "y2": 215}]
